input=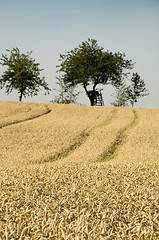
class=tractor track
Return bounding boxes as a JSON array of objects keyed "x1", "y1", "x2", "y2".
[
  {"x1": 99, "y1": 109, "x2": 139, "y2": 162},
  {"x1": 42, "y1": 109, "x2": 118, "y2": 164},
  {"x1": 42, "y1": 130, "x2": 90, "y2": 163},
  {"x1": 0, "y1": 107, "x2": 51, "y2": 129}
]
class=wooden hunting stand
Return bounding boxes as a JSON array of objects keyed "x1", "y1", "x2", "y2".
[{"x1": 88, "y1": 89, "x2": 104, "y2": 106}]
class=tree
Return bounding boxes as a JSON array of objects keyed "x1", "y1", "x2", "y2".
[
  {"x1": 0, "y1": 47, "x2": 51, "y2": 101},
  {"x1": 50, "y1": 77, "x2": 80, "y2": 104},
  {"x1": 111, "y1": 73, "x2": 149, "y2": 107},
  {"x1": 128, "y1": 73, "x2": 149, "y2": 107},
  {"x1": 57, "y1": 38, "x2": 134, "y2": 106},
  {"x1": 111, "y1": 84, "x2": 130, "y2": 107}
]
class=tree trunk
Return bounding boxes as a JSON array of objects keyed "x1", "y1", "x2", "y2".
[
  {"x1": 83, "y1": 84, "x2": 98, "y2": 106},
  {"x1": 83, "y1": 85, "x2": 93, "y2": 106},
  {"x1": 19, "y1": 91, "x2": 23, "y2": 102}
]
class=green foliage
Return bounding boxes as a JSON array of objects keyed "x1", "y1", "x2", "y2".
[
  {"x1": 0, "y1": 47, "x2": 51, "y2": 101},
  {"x1": 51, "y1": 77, "x2": 80, "y2": 104},
  {"x1": 57, "y1": 38, "x2": 134, "y2": 105},
  {"x1": 111, "y1": 73, "x2": 149, "y2": 107},
  {"x1": 111, "y1": 84, "x2": 130, "y2": 107},
  {"x1": 128, "y1": 73, "x2": 149, "y2": 107}
]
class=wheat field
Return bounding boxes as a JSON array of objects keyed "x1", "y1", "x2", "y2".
[{"x1": 0, "y1": 101, "x2": 158, "y2": 239}]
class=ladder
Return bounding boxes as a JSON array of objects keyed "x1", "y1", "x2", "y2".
[{"x1": 95, "y1": 89, "x2": 104, "y2": 106}]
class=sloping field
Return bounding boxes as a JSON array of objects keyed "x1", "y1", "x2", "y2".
[
  {"x1": 0, "y1": 101, "x2": 158, "y2": 239},
  {"x1": 0, "y1": 101, "x2": 51, "y2": 128}
]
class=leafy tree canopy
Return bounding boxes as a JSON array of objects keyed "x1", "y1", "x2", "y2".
[
  {"x1": 57, "y1": 38, "x2": 134, "y2": 105},
  {"x1": 0, "y1": 47, "x2": 51, "y2": 101}
]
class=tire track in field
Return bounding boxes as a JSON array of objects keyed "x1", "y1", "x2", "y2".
[
  {"x1": 42, "y1": 109, "x2": 118, "y2": 163},
  {"x1": 0, "y1": 106, "x2": 51, "y2": 129},
  {"x1": 42, "y1": 130, "x2": 90, "y2": 163},
  {"x1": 99, "y1": 109, "x2": 139, "y2": 162}
]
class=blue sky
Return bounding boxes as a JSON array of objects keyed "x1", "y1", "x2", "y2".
[{"x1": 0, "y1": 0, "x2": 159, "y2": 107}]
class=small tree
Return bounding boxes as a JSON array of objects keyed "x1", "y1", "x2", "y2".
[
  {"x1": 128, "y1": 73, "x2": 149, "y2": 107},
  {"x1": 111, "y1": 73, "x2": 149, "y2": 107},
  {"x1": 111, "y1": 84, "x2": 130, "y2": 107},
  {"x1": 0, "y1": 47, "x2": 51, "y2": 101},
  {"x1": 51, "y1": 77, "x2": 80, "y2": 104},
  {"x1": 57, "y1": 38, "x2": 134, "y2": 106}
]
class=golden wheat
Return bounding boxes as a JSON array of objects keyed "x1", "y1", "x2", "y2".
[
  {"x1": 113, "y1": 108, "x2": 159, "y2": 164},
  {"x1": 0, "y1": 161, "x2": 158, "y2": 239},
  {"x1": 0, "y1": 101, "x2": 158, "y2": 239},
  {"x1": 0, "y1": 103, "x2": 115, "y2": 166},
  {"x1": 0, "y1": 101, "x2": 52, "y2": 128}
]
